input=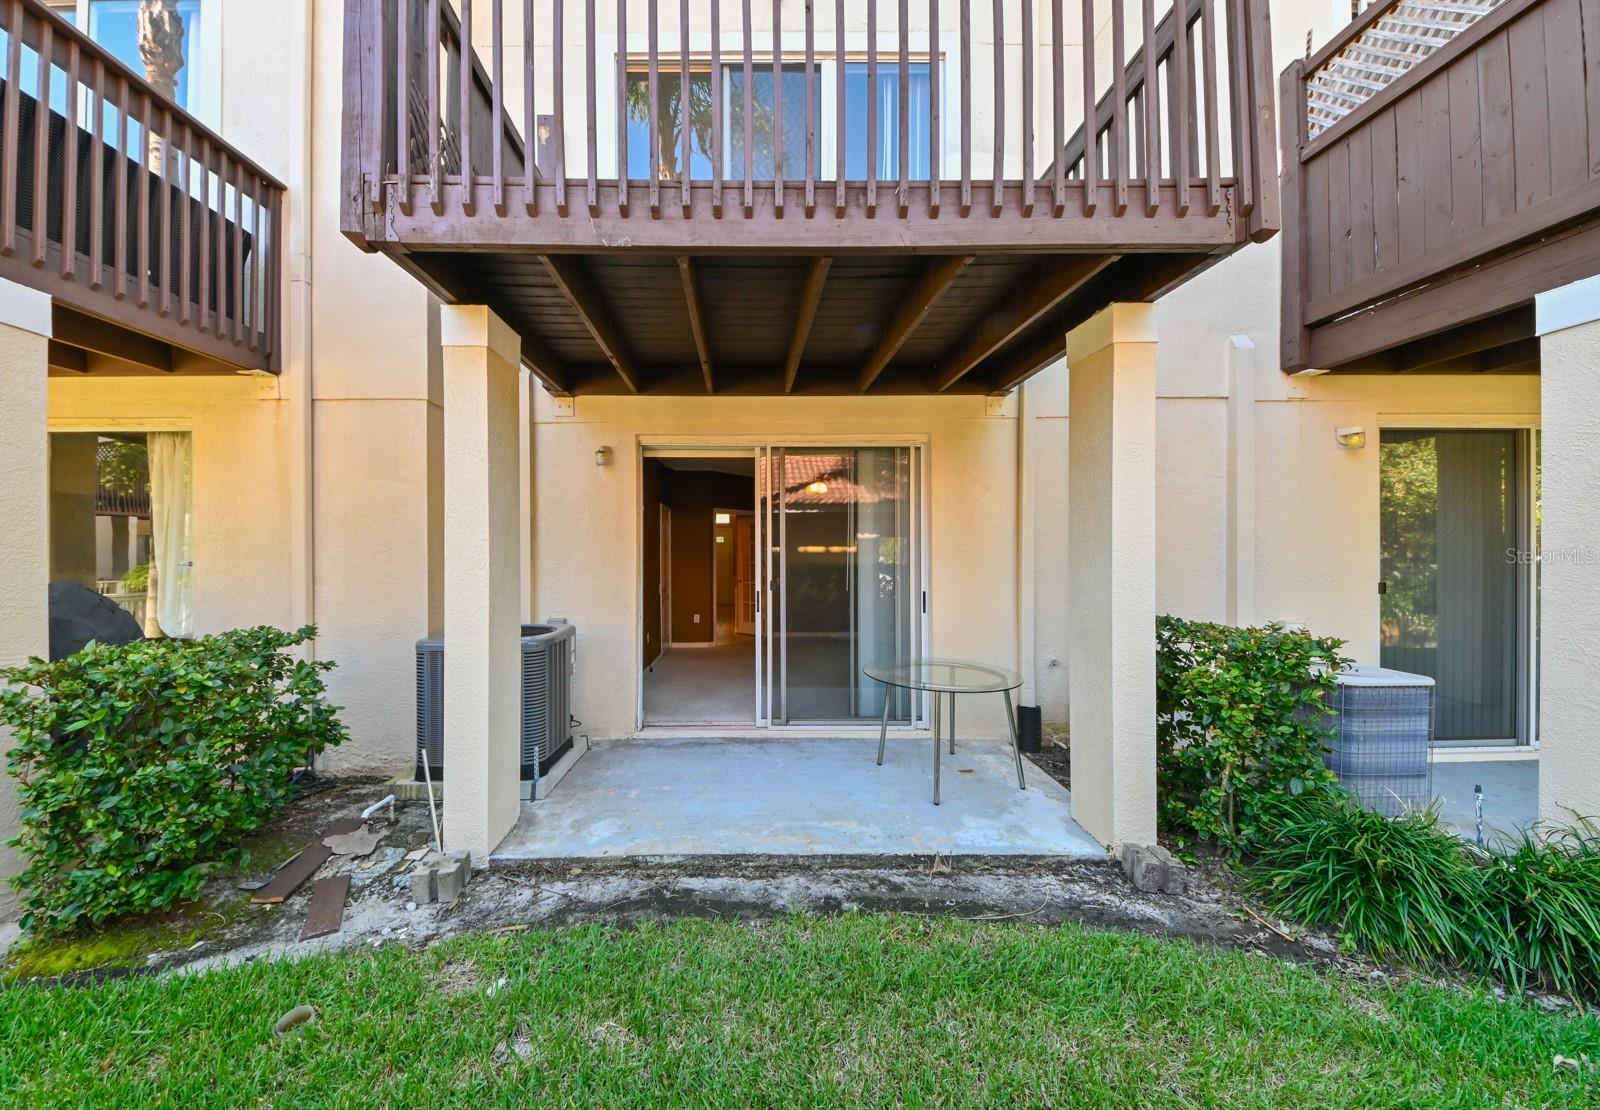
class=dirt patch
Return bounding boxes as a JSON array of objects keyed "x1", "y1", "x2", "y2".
[
  {"x1": 1027, "y1": 738, "x2": 1070, "y2": 790},
  {"x1": 431, "y1": 958, "x2": 482, "y2": 996},
  {"x1": 0, "y1": 776, "x2": 1518, "y2": 1005}
]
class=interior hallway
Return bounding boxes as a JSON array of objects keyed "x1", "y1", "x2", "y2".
[{"x1": 643, "y1": 635, "x2": 756, "y2": 724}]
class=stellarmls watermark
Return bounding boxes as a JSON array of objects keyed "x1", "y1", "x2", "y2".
[{"x1": 1506, "y1": 547, "x2": 1598, "y2": 565}]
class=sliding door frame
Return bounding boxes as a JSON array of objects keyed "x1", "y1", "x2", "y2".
[
  {"x1": 638, "y1": 436, "x2": 929, "y2": 732},
  {"x1": 1378, "y1": 417, "x2": 1541, "y2": 747}
]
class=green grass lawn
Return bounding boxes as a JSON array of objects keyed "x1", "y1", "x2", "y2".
[{"x1": 2, "y1": 916, "x2": 1596, "y2": 1108}]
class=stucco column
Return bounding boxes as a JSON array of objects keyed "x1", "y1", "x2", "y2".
[
  {"x1": 0, "y1": 280, "x2": 51, "y2": 918},
  {"x1": 440, "y1": 305, "x2": 523, "y2": 863},
  {"x1": 1537, "y1": 277, "x2": 1600, "y2": 823},
  {"x1": 1067, "y1": 303, "x2": 1158, "y2": 848}
]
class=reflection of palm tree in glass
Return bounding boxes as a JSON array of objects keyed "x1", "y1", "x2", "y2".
[
  {"x1": 625, "y1": 73, "x2": 714, "y2": 180},
  {"x1": 626, "y1": 69, "x2": 809, "y2": 181},
  {"x1": 137, "y1": 0, "x2": 186, "y2": 171}
]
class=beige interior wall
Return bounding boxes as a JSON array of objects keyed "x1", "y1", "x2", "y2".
[{"x1": 531, "y1": 392, "x2": 1021, "y2": 738}]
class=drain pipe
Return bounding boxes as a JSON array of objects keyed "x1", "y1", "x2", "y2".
[
  {"x1": 285, "y1": 0, "x2": 316, "y2": 645},
  {"x1": 283, "y1": 0, "x2": 320, "y2": 774},
  {"x1": 1014, "y1": 378, "x2": 1042, "y2": 752}
]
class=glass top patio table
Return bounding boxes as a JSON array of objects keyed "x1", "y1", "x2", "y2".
[{"x1": 864, "y1": 658, "x2": 1024, "y2": 695}]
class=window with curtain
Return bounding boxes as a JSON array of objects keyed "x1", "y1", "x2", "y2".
[
  {"x1": 87, "y1": 0, "x2": 203, "y2": 111},
  {"x1": 624, "y1": 69, "x2": 716, "y2": 181},
  {"x1": 842, "y1": 62, "x2": 932, "y2": 180},
  {"x1": 147, "y1": 431, "x2": 194, "y2": 639}
]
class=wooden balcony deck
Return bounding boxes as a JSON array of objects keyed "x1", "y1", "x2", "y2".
[
  {"x1": 1280, "y1": 0, "x2": 1600, "y2": 374},
  {"x1": 0, "y1": 1, "x2": 284, "y2": 375},
  {"x1": 342, "y1": 0, "x2": 1277, "y2": 395}
]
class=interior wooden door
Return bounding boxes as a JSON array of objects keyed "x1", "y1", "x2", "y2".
[{"x1": 734, "y1": 512, "x2": 756, "y2": 635}]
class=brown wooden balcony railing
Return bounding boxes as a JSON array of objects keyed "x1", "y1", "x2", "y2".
[
  {"x1": 342, "y1": 0, "x2": 1278, "y2": 253},
  {"x1": 1280, "y1": 0, "x2": 1600, "y2": 372},
  {"x1": 0, "y1": 0, "x2": 284, "y2": 373}
]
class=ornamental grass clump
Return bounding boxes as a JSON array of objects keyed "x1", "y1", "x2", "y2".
[
  {"x1": 0, "y1": 625, "x2": 344, "y2": 934},
  {"x1": 1155, "y1": 616, "x2": 1347, "y2": 853},
  {"x1": 1248, "y1": 790, "x2": 1485, "y2": 968},
  {"x1": 1476, "y1": 819, "x2": 1600, "y2": 1000}
]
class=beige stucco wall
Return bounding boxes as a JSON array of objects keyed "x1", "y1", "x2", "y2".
[
  {"x1": 1538, "y1": 310, "x2": 1600, "y2": 821},
  {"x1": 530, "y1": 391, "x2": 1024, "y2": 739},
  {"x1": 0, "y1": 287, "x2": 52, "y2": 920},
  {"x1": 34, "y1": 0, "x2": 443, "y2": 777}
]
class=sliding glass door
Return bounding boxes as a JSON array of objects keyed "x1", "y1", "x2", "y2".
[
  {"x1": 1379, "y1": 429, "x2": 1535, "y2": 743},
  {"x1": 757, "y1": 446, "x2": 924, "y2": 725}
]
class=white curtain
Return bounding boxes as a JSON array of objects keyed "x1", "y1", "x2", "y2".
[
  {"x1": 874, "y1": 68, "x2": 933, "y2": 181},
  {"x1": 147, "y1": 432, "x2": 194, "y2": 638}
]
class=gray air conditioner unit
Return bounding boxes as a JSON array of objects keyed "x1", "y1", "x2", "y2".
[
  {"x1": 1323, "y1": 665, "x2": 1434, "y2": 818},
  {"x1": 415, "y1": 621, "x2": 577, "y2": 785}
]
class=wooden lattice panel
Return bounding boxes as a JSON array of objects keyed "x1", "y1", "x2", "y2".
[{"x1": 1305, "y1": 0, "x2": 1505, "y2": 140}]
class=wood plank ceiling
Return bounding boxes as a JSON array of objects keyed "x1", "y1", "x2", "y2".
[{"x1": 409, "y1": 248, "x2": 1214, "y2": 396}]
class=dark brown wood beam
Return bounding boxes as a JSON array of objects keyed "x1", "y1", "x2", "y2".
[
  {"x1": 933, "y1": 255, "x2": 1114, "y2": 392},
  {"x1": 51, "y1": 306, "x2": 173, "y2": 372},
  {"x1": 985, "y1": 327, "x2": 1066, "y2": 392},
  {"x1": 783, "y1": 257, "x2": 831, "y2": 394},
  {"x1": 1308, "y1": 216, "x2": 1600, "y2": 370},
  {"x1": 986, "y1": 252, "x2": 1217, "y2": 391},
  {"x1": 1402, "y1": 308, "x2": 1535, "y2": 370},
  {"x1": 677, "y1": 257, "x2": 714, "y2": 393},
  {"x1": 47, "y1": 340, "x2": 89, "y2": 374},
  {"x1": 539, "y1": 254, "x2": 640, "y2": 393},
  {"x1": 1476, "y1": 337, "x2": 1540, "y2": 373},
  {"x1": 1333, "y1": 307, "x2": 1536, "y2": 373},
  {"x1": 857, "y1": 255, "x2": 975, "y2": 393},
  {"x1": 520, "y1": 335, "x2": 571, "y2": 395},
  {"x1": 398, "y1": 252, "x2": 571, "y2": 394}
]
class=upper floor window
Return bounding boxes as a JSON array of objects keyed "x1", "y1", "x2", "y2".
[
  {"x1": 67, "y1": 0, "x2": 204, "y2": 112},
  {"x1": 624, "y1": 58, "x2": 933, "y2": 182},
  {"x1": 842, "y1": 62, "x2": 931, "y2": 180}
]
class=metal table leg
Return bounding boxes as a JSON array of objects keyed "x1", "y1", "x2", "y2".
[
  {"x1": 949, "y1": 694, "x2": 956, "y2": 754},
  {"x1": 932, "y1": 692, "x2": 942, "y2": 805},
  {"x1": 1003, "y1": 688, "x2": 1027, "y2": 790},
  {"x1": 876, "y1": 683, "x2": 891, "y2": 766}
]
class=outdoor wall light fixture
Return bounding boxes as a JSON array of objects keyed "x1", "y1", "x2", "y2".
[
  {"x1": 1335, "y1": 426, "x2": 1366, "y2": 450},
  {"x1": 595, "y1": 446, "x2": 613, "y2": 466}
]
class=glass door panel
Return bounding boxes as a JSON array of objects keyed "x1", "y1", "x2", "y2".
[
  {"x1": 1380, "y1": 429, "x2": 1524, "y2": 742},
  {"x1": 769, "y1": 447, "x2": 917, "y2": 724}
]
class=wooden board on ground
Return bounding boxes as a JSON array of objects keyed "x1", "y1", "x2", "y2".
[
  {"x1": 299, "y1": 874, "x2": 352, "y2": 941},
  {"x1": 250, "y1": 844, "x2": 333, "y2": 905}
]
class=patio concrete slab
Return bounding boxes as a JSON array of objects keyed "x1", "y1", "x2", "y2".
[
  {"x1": 1431, "y1": 758, "x2": 1538, "y2": 843},
  {"x1": 493, "y1": 737, "x2": 1105, "y2": 859}
]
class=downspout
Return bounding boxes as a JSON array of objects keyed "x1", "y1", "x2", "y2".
[
  {"x1": 1016, "y1": 379, "x2": 1037, "y2": 707},
  {"x1": 286, "y1": 0, "x2": 316, "y2": 641}
]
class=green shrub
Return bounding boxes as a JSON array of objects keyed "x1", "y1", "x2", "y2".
[
  {"x1": 1477, "y1": 820, "x2": 1600, "y2": 1000},
  {"x1": 0, "y1": 626, "x2": 344, "y2": 934},
  {"x1": 1156, "y1": 616, "x2": 1346, "y2": 852},
  {"x1": 120, "y1": 563, "x2": 149, "y2": 593},
  {"x1": 1249, "y1": 790, "x2": 1485, "y2": 967}
]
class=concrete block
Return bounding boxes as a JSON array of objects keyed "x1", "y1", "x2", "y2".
[
  {"x1": 410, "y1": 849, "x2": 473, "y2": 904},
  {"x1": 1121, "y1": 843, "x2": 1185, "y2": 895},
  {"x1": 409, "y1": 865, "x2": 436, "y2": 904},
  {"x1": 435, "y1": 855, "x2": 469, "y2": 903}
]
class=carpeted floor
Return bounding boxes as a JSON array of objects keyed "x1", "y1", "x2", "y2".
[{"x1": 642, "y1": 637, "x2": 756, "y2": 724}]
